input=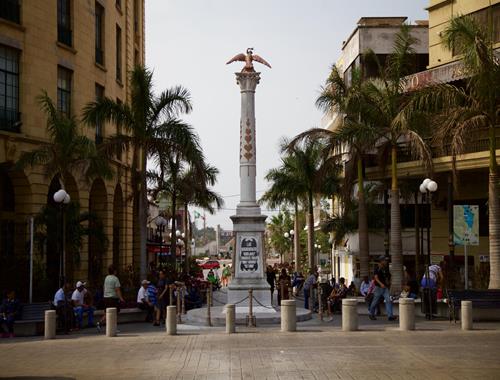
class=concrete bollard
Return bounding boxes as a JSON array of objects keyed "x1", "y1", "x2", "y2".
[
  {"x1": 281, "y1": 299, "x2": 296, "y2": 332},
  {"x1": 461, "y1": 300, "x2": 473, "y2": 330},
  {"x1": 166, "y1": 305, "x2": 177, "y2": 335},
  {"x1": 399, "y1": 298, "x2": 415, "y2": 331},
  {"x1": 106, "y1": 307, "x2": 117, "y2": 337},
  {"x1": 44, "y1": 310, "x2": 56, "y2": 340},
  {"x1": 226, "y1": 304, "x2": 236, "y2": 334},
  {"x1": 342, "y1": 299, "x2": 358, "y2": 331}
]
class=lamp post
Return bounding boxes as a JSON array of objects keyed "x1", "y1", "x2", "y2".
[
  {"x1": 175, "y1": 230, "x2": 181, "y2": 269},
  {"x1": 53, "y1": 189, "x2": 70, "y2": 287},
  {"x1": 419, "y1": 178, "x2": 438, "y2": 319},
  {"x1": 53, "y1": 188, "x2": 70, "y2": 334},
  {"x1": 283, "y1": 229, "x2": 294, "y2": 265},
  {"x1": 156, "y1": 216, "x2": 167, "y2": 266}
]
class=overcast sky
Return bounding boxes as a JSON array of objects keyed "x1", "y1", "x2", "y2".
[{"x1": 145, "y1": 0, "x2": 428, "y2": 230}]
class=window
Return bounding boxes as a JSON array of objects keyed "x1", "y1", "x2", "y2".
[
  {"x1": 453, "y1": 4, "x2": 500, "y2": 55},
  {"x1": 134, "y1": 0, "x2": 139, "y2": 35},
  {"x1": 57, "y1": 67, "x2": 72, "y2": 116},
  {"x1": 95, "y1": 84, "x2": 104, "y2": 144},
  {"x1": 116, "y1": 25, "x2": 122, "y2": 82},
  {"x1": 95, "y1": 2, "x2": 104, "y2": 65},
  {"x1": 0, "y1": 45, "x2": 20, "y2": 132},
  {"x1": 134, "y1": 49, "x2": 140, "y2": 67},
  {"x1": 57, "y1": 0, "x2": 72, "y2": 46},
  {"x1": 0, "y1": 0, "x2": 20, "y2": 24}
]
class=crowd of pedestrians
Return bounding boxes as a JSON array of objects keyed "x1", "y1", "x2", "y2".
[{"x1": 1, "y1": 256, "x2": 446, "y2": 337}]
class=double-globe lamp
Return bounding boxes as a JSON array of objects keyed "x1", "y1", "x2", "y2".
[
  {"x1": 283, "y1": 229, "x2": 294, "y2": 239},
  {"x1": 53, "y1": 189, "x2": 71, "y2": 204},
  {"x1": 419, "y1": 178, "x2": 438, "y2": 194}
]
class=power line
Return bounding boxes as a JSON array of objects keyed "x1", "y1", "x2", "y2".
[{"x1": 221, "y1": 190, "x2": 266, "y2": 198}]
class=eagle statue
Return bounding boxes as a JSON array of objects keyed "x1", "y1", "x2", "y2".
[{"x1": 226, "y1": 48, "x2": 271, "y2": 72}]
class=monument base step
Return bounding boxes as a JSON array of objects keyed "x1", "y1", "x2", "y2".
[{"x1": 185, "y1": 305, "x2": 312, "y2": 326}]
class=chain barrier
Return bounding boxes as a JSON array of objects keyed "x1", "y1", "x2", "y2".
[{"x1": 251, "y1": 295, "x2": 276, "y2": 310}]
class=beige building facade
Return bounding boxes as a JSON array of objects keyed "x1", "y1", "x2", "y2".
[
  {"x1": 0, "y1": 0, "x2": 145, "y2": 300},
  {"x1": 364, "y1": 1, "x2": 500, "y2": 287}
]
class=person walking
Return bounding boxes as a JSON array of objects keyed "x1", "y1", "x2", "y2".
[
  {"x1": 221, "y1": 264, "x2": 231, "y2": 287},
  {"x1": 97, "y1": 265, "x2": 125, "y2": 332},
  {"x1": 369, "y1": 256, "x2": 397, "y2": 321},
  {"x1": 303, "y1": 270, "x2": 317, "y2": 310},
  {"x1": 266, "y1": 265, "x2": 276, "y2": 304}
]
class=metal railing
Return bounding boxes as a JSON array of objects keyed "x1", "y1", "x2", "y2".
[{"x1": 365, "y1": 131, "x2": 500, "y2": 168}]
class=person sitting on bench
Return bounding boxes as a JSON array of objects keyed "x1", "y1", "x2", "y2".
[
  {"x1": 71, "y1": 281, "x2": 95, "y2": 329},
  {"x1": 0, "y1": 290, "x2": 20, "y2": 338}
]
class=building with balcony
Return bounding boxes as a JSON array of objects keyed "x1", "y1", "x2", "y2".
[
  {"x1": 0, "y1": 0, "x2": 145, "y2": 300},
  {"x1": 363, "y1": 1, "x2": 499, "y2": 288},
  {"x1": 320, "y1": 17, "x2": 429, "y2": 281}
]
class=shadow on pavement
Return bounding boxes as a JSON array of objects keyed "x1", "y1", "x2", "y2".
[{"x1": 1, "y1": 377, "x2": 75, "y2": 380}]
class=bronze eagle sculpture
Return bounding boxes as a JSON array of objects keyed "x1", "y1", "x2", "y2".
[{"x1": 226, "y1": 48, "x2": 272, "y2": 72}]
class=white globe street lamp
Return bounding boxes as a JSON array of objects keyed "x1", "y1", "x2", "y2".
[
  {"x1": 53, "y1": 188, "x2": 70, "y2": 309},
  {"x1": 290, "y1": 229, "x2": 294, "y2": 236},
  {"x1": 419, "y1": 177, "x2": 438, "y2": 320},
  {"x1": 284, "y1": 232, "x2": 290, "y2": 238}
]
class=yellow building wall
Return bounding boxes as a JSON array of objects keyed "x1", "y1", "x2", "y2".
[
  {"x1": 428, "y1": 0, "x2": 500, "y2": 68},
  {"x1": 0, "y1": 0, "x2": 145, "y2": 289}
]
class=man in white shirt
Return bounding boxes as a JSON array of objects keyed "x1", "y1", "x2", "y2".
[
  {"x1": 71, "y1": 281, "x2": 95, "y2": 329},
  {"x1": 53, "y1": 281, "x2": 72, "y2": 333},
  {"x1": 137, "y1": 280, "x2": 154, "y2": 322},
  {"x1": 360, "y1": 276, "x2": 370, "y2": 297}
]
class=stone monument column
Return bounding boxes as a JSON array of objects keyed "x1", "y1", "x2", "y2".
[{"x1": 227, "y1": 71, "x2": 271, "y2": 308}]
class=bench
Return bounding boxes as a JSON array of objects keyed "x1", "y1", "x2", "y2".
[
  {"x1": 447, "y1": 290, "x2": 500, "y2": 322},
  {"x1": 13, "y1": 303, "x2": 148, "y2": 336},
  {"x1": 14, "y1": 302, "x2": 53, "y2": 336}
]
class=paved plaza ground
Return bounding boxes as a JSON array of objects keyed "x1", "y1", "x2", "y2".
[{"x1": 1, "y1": 316, "x2": 500, "y2": 380}]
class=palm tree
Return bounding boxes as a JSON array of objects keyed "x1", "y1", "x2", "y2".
[
  {"x1": 358, "y1": 25, "x2": 432, "y2": 292},
  {"x1": 82, "y1": 66, "x2": 194, "y2": 279},
  {"x1": 17, "y1": 92, "x2": 112, "y2": 285},
  {"x1": 283, "y1": 139, "x2": 341, "y2": 270},
  {"x1": 150, "y1": 162, "x2": 224, "y2": 272},
  {"x1": 406, "y1": 15, "x2": 500, "y2": 288},
  {"x1": 293, "y1": 66, "x2": 378, "y2": 278},
  {"x1": 261, "y1": 150, "x2": 304, "y2": 272},
  {"x1": 267, "y1": 211, "x2": 294, "y2": 264},
  {"x1": 17, "y1": 91, "x2": 112, "y2": 189}
]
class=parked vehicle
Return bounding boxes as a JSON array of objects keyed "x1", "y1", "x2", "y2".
[{"x1": 199, "y1": 260, "x2": 220, "y2": 270}]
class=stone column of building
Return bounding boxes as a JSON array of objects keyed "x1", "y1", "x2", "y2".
[{"x1": 227, "y1": 71, "x2": 271, "y2": 307}]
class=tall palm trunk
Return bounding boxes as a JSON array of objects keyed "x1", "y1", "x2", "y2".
[
  {"x1": 488, "y1": 125, "x2": 500, "y2": 289},
  {"x1": 307, "y1": 190, "x2": 315, "y2": 270},
  {"x1": 357, "y1": 157, "x2": 369, "y2": 278},
  {"x1": 390, "y1": 146, "x2": 403, "y2": 293},
  {"x1": 139, "y1": 150, "x2": 148, "y2": 280},
  {"x1": 170, "y1": 190, "x2": 178, "y2": 265},
  {"x1": 184, "y1": 202, "x2": 190, "y2": 274},
  {"x1": 293, "y1": 200, "x2": 300, "y2": 272}
]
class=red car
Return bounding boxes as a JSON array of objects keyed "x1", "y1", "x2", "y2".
[{"x1": 199, "y1": 260, "x2": 220, "y2": 270}]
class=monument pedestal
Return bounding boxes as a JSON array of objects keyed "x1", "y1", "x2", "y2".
[{"x1": 228, "y1": 213, "x2": 271, "y2": 307}]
